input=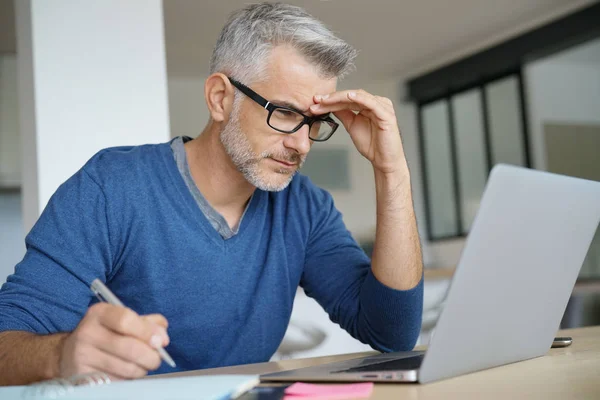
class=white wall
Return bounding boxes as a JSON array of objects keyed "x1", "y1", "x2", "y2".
[
  {"x1": 168, "y1": 76, "x2": 209, "y2": 138},
  {"x1": 0, "y1": 0, "x2": 172, "y2": 284},
  {"x1": 16, "y1": 0, "x2": 172, "y2": 233},
  {"x1": 525, "y1": 40, "x2": 600, "y2": 171}
]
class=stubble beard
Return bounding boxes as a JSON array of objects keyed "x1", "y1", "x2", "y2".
[{"x1": 219, "y1": 103, "x2": 305, "y2": 192}]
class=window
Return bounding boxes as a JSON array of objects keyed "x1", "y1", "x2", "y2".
[
  {"x1": 418, "y1": 72, "x2": 531, "y2": 240},
  {"x1": 452, "y1": 89, "x2": 488, "y2": 233}
]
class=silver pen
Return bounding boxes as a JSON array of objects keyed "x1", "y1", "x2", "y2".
[{"x1": 90, "y1": 279, "x2": 176, "y2": 368}]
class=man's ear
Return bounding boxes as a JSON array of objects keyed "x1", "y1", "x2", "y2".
[{"x1": 205, "y1": 73, "x2": 234, "y2": 122}]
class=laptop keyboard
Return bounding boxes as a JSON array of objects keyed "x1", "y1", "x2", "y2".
[{"x1": 335, "y1": 354, "x2": 425, "y2": 373}]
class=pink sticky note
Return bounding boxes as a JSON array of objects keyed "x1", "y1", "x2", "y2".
[{"x1": 283, "y1": 382, "x2": 374, "y2": 400}]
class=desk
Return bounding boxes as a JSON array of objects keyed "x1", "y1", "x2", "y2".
[
  {"x1": 423, "y1": 266, "x2": 600, "y2": 296},
  {"x1": 165, "y1": 326, "x2": 600, "y2": 399}
]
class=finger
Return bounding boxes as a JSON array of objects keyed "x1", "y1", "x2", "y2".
[
  {"x1": 320, "y1": 103, "x2": 387, "y2": 125},
  {"x1": 85, "y1": 344, "x2": 149, "y2": 380},
  {"x1": 141, "y1": 314, "x2": 170, "y2": 346},
  {"x1": 332, "y1": 109, "x2": 356, "y2": 131},
  {"x1": 315, "y1": 92, "x2": 394, "y2": 114},
  {"x1": 142, "y1": 314, "x2": 169, "y2": 329},
  {"x1": 93, "y1": 326, "x2": 163, "y2": 372},
  {"x1": 96, "y1": 305, "x2": 169, "y2": 348},
  {"x1": 359, "y1": 109, "x2": 378, "y2": 121},
  {"x1": 335, "y1": 110, "x2": 380, "y2": 135},
  {"x1": 312, "y1": 91, "x2": 392, "y2": 121},
  {"x1": 143, "y1": 317, "x2": 170, "y2": 347},
  {"x1": 313, "y1": 102, "x2": 365, "y2": 114},
  {"x1": 375, "y1": 96, "x2": 395, "y2": 114}
]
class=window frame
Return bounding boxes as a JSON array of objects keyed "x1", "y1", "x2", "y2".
[{"x1": 417, "y1": 70, "x2": 532, "y2": 241}]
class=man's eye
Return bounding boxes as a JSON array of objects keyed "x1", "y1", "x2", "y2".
[
  {"x1": 278, "y1": 110, "x2": 295, "y2": 116},
  {"x1": 274, "y1": 109, "x2": 299, "y2": 118}
]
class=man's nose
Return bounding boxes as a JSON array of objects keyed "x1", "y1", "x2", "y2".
[{"x1": 283, "y1": 123, "x2": 311, "y2": 156}]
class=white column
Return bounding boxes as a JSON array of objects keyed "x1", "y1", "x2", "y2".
[{"x1": 16, "y1": 0, "x2": 171, "y2": 232}]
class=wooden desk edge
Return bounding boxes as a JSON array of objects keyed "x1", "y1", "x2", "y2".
[{"x1": 157, "y1": 325, "x2": 599, "y2": 380}]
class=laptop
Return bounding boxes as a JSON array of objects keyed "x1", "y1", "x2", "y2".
[{"x1": 262, "y1": 164, "x2": 600, "y2": 384}]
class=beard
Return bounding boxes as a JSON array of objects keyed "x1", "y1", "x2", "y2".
[{"x1": 219, "y1": 103, "x2": 306, "y2": 192}]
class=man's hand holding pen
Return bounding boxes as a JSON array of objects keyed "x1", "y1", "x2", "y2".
[{"x1": 58, "y1": 303, "x2": 170, "y2": 380}]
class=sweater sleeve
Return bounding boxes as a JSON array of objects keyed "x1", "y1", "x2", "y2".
[
  {"x1": 0, "y1": 168, "x2": 115, "y2": 334},
  {"x1": 300, "y1": 181, "x2": 423, "y2": 352}
]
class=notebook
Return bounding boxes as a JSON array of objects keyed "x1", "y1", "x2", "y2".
[{"x1": 0, "y1": 372, "x2": 259, "y2": 400}]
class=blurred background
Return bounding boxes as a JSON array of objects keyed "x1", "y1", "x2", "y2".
[{"x1": 1, "y1": 0, "x2": 599, "y2": 360}]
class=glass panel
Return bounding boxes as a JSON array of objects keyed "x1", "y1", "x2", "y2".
[
  {"x1": 422, "y1": 100, "x2": 458, "y2": 238},
  {"x1": 451, "y1": 89, "x2": 488, "y2": 233},
  {"x1": 485, "y1": 76, "x2": 526, "y2": 167}
]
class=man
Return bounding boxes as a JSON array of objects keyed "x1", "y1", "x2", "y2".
[{"x1": 0, "y1": 2, "x2": 423, "y2": 385}]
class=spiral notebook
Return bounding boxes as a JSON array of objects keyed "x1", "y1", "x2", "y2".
[{"x1": 0, "y1": 372, "x2": 259, "y2": 400}]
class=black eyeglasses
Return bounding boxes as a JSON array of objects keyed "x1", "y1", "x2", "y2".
[{"x1": 228, "y1": 77, "x2": 339, "y2": 142}]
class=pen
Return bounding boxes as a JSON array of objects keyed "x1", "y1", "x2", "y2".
[{"x1": 90, "y1": 279, "x2": 177, "y2": 368}]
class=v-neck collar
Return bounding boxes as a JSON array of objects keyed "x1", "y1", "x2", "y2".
[
  {"x1": 172, "y1": 136, "x2": 255, "y2": 239},
  {"x1": 160, "y1": 139, "x2": 264, "y2": 247}
]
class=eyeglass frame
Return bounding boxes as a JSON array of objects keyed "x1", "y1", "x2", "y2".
[{"x1": 227, "y1": 77, "x2": 339, "y2": 142}]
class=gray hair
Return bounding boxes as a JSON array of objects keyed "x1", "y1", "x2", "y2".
[{"x1": 209, "y1": 2, "x2": 357, "y2": 84}]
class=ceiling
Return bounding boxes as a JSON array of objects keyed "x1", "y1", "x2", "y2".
[{"x1": 163, "y1": 0, "x2": 597, "y2": 82}]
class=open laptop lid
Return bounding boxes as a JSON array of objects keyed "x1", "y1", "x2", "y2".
[{"x1": 419, "y1": 164, "x2": 600, "y2": 383}]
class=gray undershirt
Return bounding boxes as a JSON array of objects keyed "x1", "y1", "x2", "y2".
[{"x1": 171, "y1": 136, "x2": 252, "y2": 239}]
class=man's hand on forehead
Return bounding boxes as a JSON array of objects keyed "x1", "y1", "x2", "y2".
[{"x1": 307, "y1": 89, "x2": 406, "y2": 175}]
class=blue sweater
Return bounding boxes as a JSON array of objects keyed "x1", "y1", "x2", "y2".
[{"x1": 0, "y1": 141, "x2": 423, "y2": 375}]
